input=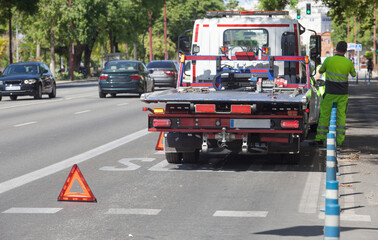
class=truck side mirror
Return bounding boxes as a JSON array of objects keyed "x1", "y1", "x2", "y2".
[
  {"x1": 178, "y1": 35, "x2": 191, "y2": 55},
  {"x1": 310, "y1": 35, "x2": 321, "y2": 65}
]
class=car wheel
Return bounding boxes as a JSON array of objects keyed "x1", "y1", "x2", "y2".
[
  {"x1": 49, "y1": 83, "x2": 56, "y2": 98},
  {"x1": 99, "y1": 91, "x2": 106, "y2": 98},
  {"x1": 10, "y1": 95, "x2": 18, "y2": 101},
  {"x1": 0, "y1": 95, "x2": 2, "y2": 101},
  {"x1": 34, "y1": 84, "x2": 42, "y2": 99},
  {"x1": 182, "y1": 150, "x2": 200, "y2": 164}
]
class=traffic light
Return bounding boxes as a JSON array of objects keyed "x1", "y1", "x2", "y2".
[
  {"x1": 297, "y1": 10, "x2": 301, "y2": 19},
  {"x1": 306, "y1": 3, "x2": 311, "y2": 15}
]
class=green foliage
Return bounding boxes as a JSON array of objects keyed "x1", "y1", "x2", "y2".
[
  {"x1": 365, "y1": 51, "x2": 373, "y2": 59},
  {"x1": 55, "y1": 71, "x2": 86, "y2": 81},
  {"x1": 259, "y1": 0, "x2": 298, "y2": 11}
]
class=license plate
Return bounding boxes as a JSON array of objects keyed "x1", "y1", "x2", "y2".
[
  {"x1": 5, "y1": 85, "x2": 21, "y2": 91},
  {"x1": 230, "y1": 119, "x2": 270, "y2": 129}
]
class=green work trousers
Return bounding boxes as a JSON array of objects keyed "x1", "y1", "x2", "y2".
[{"x1": 315, "y1": 94, "x2": 348, "y2": 146}]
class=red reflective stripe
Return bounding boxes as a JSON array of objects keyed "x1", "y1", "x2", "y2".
[
  {"x1": 194, "y1": 24, "x2": 199, "y2": 42},
  {"x1": 182, "y1": 83, "x2": 213, "y2": 87},
  {"x1": 195, "y1": 104, "x2": 216, "y2": 113},
  {"x1": 274, "y1": 56, "x2": 305, "y2": 61},
  {"x1": 261, "y1": 137, "x2": 289, "y2": 143},
  {"x1": 192, "y1": 63, "x2": 196, "y2": 83},
  {"x1": 186, "y1": 56, "x2": 217, "y2": 60},
  {"x1": 203, "y1": 24, "x2": 209, "y2": 27},
  {"x1": 231, "y1": 105, "x2": 251, "y2": 114},
  {"x1": 250, "y1": 69, "x2": 268, "y2": 73},
  {"x1": 294, "y1": 24, "x2": 299, "y2": 74},
  {"x1": 149, "y1": 128, "x2": 303, "y2": 134},
  {"x1": 217, "y1": 24, "x2": 290, "y2": 27}
]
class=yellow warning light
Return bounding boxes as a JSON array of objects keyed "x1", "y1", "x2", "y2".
[
  {"x1": 305, "y1": 56, "x2": 309, "y2": 64},
  {"x1": 153, "y1": 108, "x2": 165, "y2": 114},
  {"x1": 180, "y1": 54, "x2": 186, "y2": 63}
]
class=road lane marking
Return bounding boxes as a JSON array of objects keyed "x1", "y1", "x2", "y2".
[
  {"x1": 0, "y1": 99, "x2": 63, "y2": 110},
  {"x1": 106, "y1": 208, "x2": 161, "y2": 215},
  {"x1": 100, "y1": 158, "x2": 155, "y2": 171},
  {"x1": 75, "y1": 110, "x2": 91, "y2": 115},
  {"x1": 213, "y1": 210, "x2": 268, "y2": 218},
  {"x1": 14, "y1": 121, "x2": 37, "y2": 127},
  {"x1": 3, "y1": 208, "x2": 62, "y2": 214},
  {"x1": 298, "y1": 172, "x2": 322, "y2": 214},
  {"x1": 0, "y1": 128, "x2": 150, "y2": 195},
  {"x1": 318, "y1": 212, "x2": 371, "y2": 222},
  {"x1": 117, "y1": 103, "x2": 129, "y2": 106}
]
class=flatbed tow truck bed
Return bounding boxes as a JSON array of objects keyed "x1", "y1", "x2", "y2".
[{"x1": 141, "y1": 88, "x2": 308, "y2": 104}]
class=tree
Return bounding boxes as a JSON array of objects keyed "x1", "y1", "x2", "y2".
[
  {"x1": 0, "y1": 0, "x2": 39, "y2": 64},
  {"x1": 258, "y1": 0, "x2": 298, "y2": 11}
]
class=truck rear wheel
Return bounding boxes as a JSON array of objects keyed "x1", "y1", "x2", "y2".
[
  {"x1": 166, "y1": 152, "x2": 182, "y2": 164},
  {"x1": 282, "y1": 153, "x2": 300, "y2": 165},
  {"x1": 182, "y1": 150, "x2": 200, "y2": 164}
]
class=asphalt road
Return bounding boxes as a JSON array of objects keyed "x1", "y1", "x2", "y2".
[{"x1": 0, "y1": 80, "x2": 376, "y2": 240}]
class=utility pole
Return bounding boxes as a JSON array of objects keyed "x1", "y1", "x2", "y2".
[
  {"x1": 374, "y1": 3, "x2": 377, "y2": 72},
  {"x1": 69, "y1": 0, "x2": 74, "y2": 81},
  {"x1": 149, "y1": 10, "x2": 153, "y2": 62},
  {"x1": 164, "y1": 1, "x2": 167, "y2": 60}
]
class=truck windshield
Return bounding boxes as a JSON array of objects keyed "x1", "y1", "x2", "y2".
[{"x1": 223, "y1": 29, "x2": 268, "y2": 51}]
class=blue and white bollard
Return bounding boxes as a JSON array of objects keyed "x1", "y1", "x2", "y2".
[
  {"x1": 326, "y1": 133, "x2": 337, "y2": 181},
  {"x1": 324, "y1": 204, "x2": 340, "y2": 239},
  {"x1": 325, "y1": 180, "x2": 339, "y2": 206}
]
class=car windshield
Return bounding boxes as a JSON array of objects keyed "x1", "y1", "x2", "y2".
[
  {"x1": 104, "y1": 62, "x2": 138, "y2": 72},
  {"x1": 3, "y1": 64, "x2": 39, "y2": 76},
  {"x1": 147, "y1": 61, "x2": 173, "y2": 69}
]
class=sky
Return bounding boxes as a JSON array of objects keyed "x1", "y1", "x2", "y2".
[{"x1": 237, "y1": 0, "x2": 259, "y2": 10}]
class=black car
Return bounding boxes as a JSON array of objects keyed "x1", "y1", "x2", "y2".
[
  {"x1": 98, "y1": 60, "x2": 154, "y2": 98},
  {"x1": 0, "y1": 62, "x2": 56, "y2": 101},
  {"x1": 147, "y1": 60, "x2": 178, "y2": 88}
]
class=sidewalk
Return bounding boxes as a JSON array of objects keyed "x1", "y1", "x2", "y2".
[{"x1": 332, "y1": 72, "x2": 378, "y2": 238}]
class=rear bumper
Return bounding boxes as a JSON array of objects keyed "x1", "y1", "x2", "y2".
[
  {"x1": 153, "y1": 77, "x2": 176, "y2": 87},
  {"x1": 99, "y1": 81, "x2": 141, "y2": 93}
]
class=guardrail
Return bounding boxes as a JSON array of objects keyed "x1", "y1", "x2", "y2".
[{"x1": 323, "y1": 103, "x2": 340, "y2": 239}]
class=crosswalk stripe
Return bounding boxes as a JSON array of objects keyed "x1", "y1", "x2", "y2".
[
  {"x1": 3, "y1": 208, "x2": 62, "y2": 214},
  {"x1": 213, "y1": 210, "x2": 268, "y2": 218}
]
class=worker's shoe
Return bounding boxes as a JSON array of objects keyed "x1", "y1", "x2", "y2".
[{"x1": 309, "y1": 140, "x2": 324, "y2": 147}]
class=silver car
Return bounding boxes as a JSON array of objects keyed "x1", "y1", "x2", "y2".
[{"x1": 147, "y1": 60, "x2": 178, "y2": 88}]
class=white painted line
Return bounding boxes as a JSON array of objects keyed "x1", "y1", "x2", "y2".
[
  {"x1": 117, "y1": 103, "x2": 129, "y2": 106},
  {"x1": 14, "y1": 121, "x2": 37, "y2": 127},
  {"x1": 154, "y1": 151, "x2": 165, "y2": 155},
  {"x1": 106, "y1": 208, "x2": 161, "y2": 215},
  {"x1": 319, "y1": 212, "x2": 371, "y2": 222},
  {"x1": 3, "y1": 208, "x2": 62, "y2": 214},
  {"x1": 0, "y1": 128, "x2": 150, "y2": 195},
  {"x1": 0, "y1": 99, "x2": 63, "y2": 110},
  {"x1": 298, "y1": 172, "x2": 322, "y2": 213},
  {"x1": 75, "y1": 110, "x2": 91, "y2": 115},
  {"x1": 213, "y1": 210, "x2": 268, "y2": 218}
]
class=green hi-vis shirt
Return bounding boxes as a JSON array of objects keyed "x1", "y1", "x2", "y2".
[{"x1": 319, "y1": 55, "x2": 356, "y2": 95}]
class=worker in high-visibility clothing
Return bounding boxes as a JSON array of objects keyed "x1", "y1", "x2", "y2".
[
  {"x1": 314, "y1": 64, "x2": 326, "y2": 96},
  {"x1": 312, "y1": 41, "x2": 356, "y2": 147}
]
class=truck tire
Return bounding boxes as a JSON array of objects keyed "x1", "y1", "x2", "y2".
[
  {"x1": 282, "y1": 153, "x2": 300, "y2": 165},
  {"x1": 182, "y1": 150, "x2": 199, "y2": 164},
  {"x1": 166, "y1": 152, "x2": 182, "y2": 164}
]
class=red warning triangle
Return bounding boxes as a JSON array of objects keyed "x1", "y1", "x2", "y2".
[
  {"x1": 58, "y1": 164, "x2": 97, "y2": 202},
  {"x1": 155, "y1": 131, "x2": 164, "y2": 150}
]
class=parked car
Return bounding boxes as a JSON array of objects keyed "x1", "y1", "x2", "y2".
[
  {"x1": 0, "y1": 62, "x2": 56, "y2": 101},
  {"x1": 147, "y1": 60, "x2": 178, "y2": 88},
  {"x1": 98, "y1": 60, "x2": 154, "y2": 98}
]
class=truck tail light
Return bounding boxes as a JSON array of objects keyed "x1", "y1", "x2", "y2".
[
  {"x1": 231, "y1": 105, "x2": 251, "y2": 114},
  {"x1": 195, "y1": 104, "x2": 216, "y2": 113},
  {"x1": 153, "y1": 119, "x2": 171, "y2": 128},
  {"x1": 153, "y1": 108, "x2": 165, "y2": 114},
  {"x1": 281, "y1": 120, "x2": 299, "y2": 128},
  {"x1": 164, "y1": 71, "x2": 174, "y2": 75},
  {"x1": 99, "y1": 74, "x2": 108, "y2": 80}
]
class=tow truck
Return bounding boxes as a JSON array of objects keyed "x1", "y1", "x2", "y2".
[{"x1": 141, "y1": 11, "x2": 323, "y2": 164}]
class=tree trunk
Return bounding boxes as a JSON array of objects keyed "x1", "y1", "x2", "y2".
[
  {"x1": 84, "y1": 44, "x2": 92, "y2": 77},
  {"x1": 36, "y1": 43, "x2": 41, "y2": 60},
  {"x1": 109, "y1": 29, "x2": 114, "y2": 53},
  {"x1": 74, "y1": 41, "x2": 84, "y2": 72},
  {"x1": 8, "y1": 7, "x2": 13, "y2": 64},
  {"x1": 125, "y1": 43, "x2": 130, "y2": 60},
  {"x1": 50, "y1": 23, "x2": 56, "y2": 78},
  {"x1": 133, "y1": 38, "x2": 137, "y2": 60}
]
